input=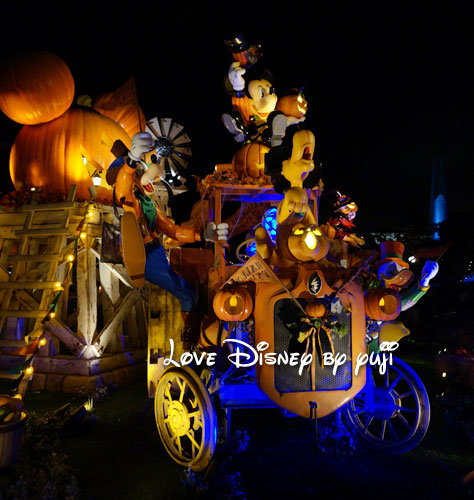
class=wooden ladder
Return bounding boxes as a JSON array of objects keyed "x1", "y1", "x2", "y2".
[{"x1": 0, "y1": 185, "x2": 79, "y2": 342}]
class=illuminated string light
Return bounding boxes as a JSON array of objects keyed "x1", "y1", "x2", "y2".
[{"x1": 25, "y1": 366, "x2": 33, "y2": 375}]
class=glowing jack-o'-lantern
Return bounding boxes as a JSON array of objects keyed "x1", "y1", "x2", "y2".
[
  {"x1": 0, "y1": 51, "x2": 75, "y2": 125},
  {"x1": 287, "y1": 223, "x2": 329, "y2": 262},
  {"x1": 276, "y1": 92, "x2": 308, "y2": 119},
  {"x1": 9, "y1": 107, "x2": 131, "y2": 201},
  {"x1": 364, "y1": 288, "x2": 401, "y2": 321},
  {"x1": 213, "y1": 287, "x2": 253, "y2": 322}
]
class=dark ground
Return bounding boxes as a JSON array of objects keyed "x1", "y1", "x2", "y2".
[{"x1": 1, "y1": 337, "x2": 470, "y2": 500}]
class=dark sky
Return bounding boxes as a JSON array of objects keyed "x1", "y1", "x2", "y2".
[{"x1": 0, "y1": 4, "x2": 472, "y2": 233}]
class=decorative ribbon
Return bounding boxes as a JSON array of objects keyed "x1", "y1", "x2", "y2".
[{"x1": 302, "y1": 323, "x2": 336, "y2": 391}]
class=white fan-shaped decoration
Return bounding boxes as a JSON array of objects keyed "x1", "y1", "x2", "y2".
[{"x1": 145, "y1": 117, "x2": 192, "y2": 186}]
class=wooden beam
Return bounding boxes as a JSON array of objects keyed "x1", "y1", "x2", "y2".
[
  {"x1": 0, "y1": 310, "x2": 49, "y2": 318},
  {"x1": 76, "y1": 248, "x2": 97, "y2": 345},
  {"x1": 9, "y1": 254, "x2": 63, "y2": 262},
  {"x1": 0, "y1": 281, "x2": 62, "y2": 289},
  {"x1": 99, "y1": 262, "x2": 124, "y2": 353},
  {"x1": 93, "y1": 288, "x2": 141, "y2": 355},
  {"x1": 90, "y1": 248, "x2": 133, "y2": 288},
  {"x1": 14, "y1": 228, "x2": 74, "y2": 236},
  {"x1": 20, "y1": 201, "x2": 77, "y2": 212},
  {"x1": 46, "y1": 319, "x2": 86, "y2": 357}
]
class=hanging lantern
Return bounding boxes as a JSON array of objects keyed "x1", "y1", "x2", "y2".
[
  {"x1": 364, "y1": 288, "x2": 401, "y2": 321},
  {"x1": 9, "y1": 107, "x2": 131, "y2": 201},
  {"x1": 0, "y1": 51, "x2": 75, "y2": 125},
  {"x1": 213, "y1": 287, "x2": 253, "y2": 322}
]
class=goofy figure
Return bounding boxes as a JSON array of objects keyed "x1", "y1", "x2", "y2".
[{"x1": 109, "y1": 132, "x2": 228, "y2": 349}]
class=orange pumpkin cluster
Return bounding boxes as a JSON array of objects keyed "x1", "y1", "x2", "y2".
[
  {"x1": 0, "y1": 188, "x2": 66, "y2": 211},
  {"x1": 0, "y1": 51, "x2": 145, "y2": 203}
]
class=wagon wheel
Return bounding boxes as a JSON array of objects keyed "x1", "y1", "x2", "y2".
[
  {"x1": 155, "y1": 366, "x2": 217, "y2": 471},
  {"x1": 343, "y1": 355, "x2": 430, "y2": 454},
  {"x1": 146, "y1": 117, "x2": 192, "y2": 186}
]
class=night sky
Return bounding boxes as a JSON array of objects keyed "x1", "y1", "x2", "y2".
[{"x1": 0, "y1": 4, "x2": 472, "y2": 234}]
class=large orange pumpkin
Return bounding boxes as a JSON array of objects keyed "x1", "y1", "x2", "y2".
[
  {"x1": 9, "y1": 107, "x2": 131, "y2": 201},
  {"x1": 0, "y1": 51, "x2": 75, "y2": 125},
  {"x1": 231, "y1": 142, "x2": 269, "y2": 180},
  {"x1": 364, "y1": 288, "x2": 401, "y2": 321}
]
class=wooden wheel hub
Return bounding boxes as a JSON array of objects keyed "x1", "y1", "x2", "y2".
[{"x1": 168, "y1": 400, "x2": 191, "y2": 436}]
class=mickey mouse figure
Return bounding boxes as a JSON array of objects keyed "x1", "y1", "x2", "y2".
[{"x1": 222, "y1": 33, "x2": 305, "y2": 148}]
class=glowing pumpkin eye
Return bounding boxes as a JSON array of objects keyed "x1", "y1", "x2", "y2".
[
  {"x1": 294, "y1": 228, "x2": 304, "y2": 235},
  {"x1": 313, "y1": 228, "x2": 322, "y2": 236}
]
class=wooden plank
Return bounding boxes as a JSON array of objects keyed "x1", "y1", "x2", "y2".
[
  {"x1": 0, "y1": 281, "x2": 62, "y2": 289},
  {"x1": 9, "y1": 254, "x2": 63, "y2": 262},
  {"x1": 0, "y1": 211, "x2": 34, "y2": 331},
  {"x1": 46, "y1": 319, "x2": 86, "y2": 357},
  {"x1": 93, "y1": 288, "x2": 141, "y2": 355},
  {"x1": 125, "y1": 307, "x2": 140, "y2": 348},
  {"x1": 20, "y1": 201, "x2": 77, "y2": 212},
  {"x1": 30, "y1": 349, "x2": 147, "y2": 376},
  {"x1": 15, "y1": 228, "x2": 74, "y2": 236},
  {"x1": 33, "y1": 188, "x2": 77, "y2": 333},
  {"x1": 99, "y1": 262, "x2": 124, "y2": 353},
  {"x1": 0, "y1": 310, "x2": 49, "y2": 318},
  {"x1": 0, "y1": 339, "x2": 29, "y2": 347},
  {"x1": 90, "y1": 248, "x2": 132, "y2": 288},
  {"x1": 76, "y1": 248, "x2": 97, "y2": 345}
]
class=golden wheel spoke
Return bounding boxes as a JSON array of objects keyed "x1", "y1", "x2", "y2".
[
  {"x1": 186, "y1": 430, "x2": 200, "y2": 452},
  {"x1": 165, "y1": 383, "x2": 173, "y2": 402},
  {"x1": 187, "y1": 410, "x2": 202, "y2": 419},
  {"x1": 176, "y1": 377, "x2": 186, "y2": 403},
  {"x1": 173, "y1": 434, "x2": 182, "y2": 456}
]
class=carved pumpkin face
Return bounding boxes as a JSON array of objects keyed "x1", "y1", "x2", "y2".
[
  {"x1": 286, "y1": 223, "x2": 329, "y2": 262},
  {"x1": 0, "y1": 51, "x2": 75, "y2": 125},
  {"x1": 276, "y1": 93, "x2": 308, "y2": 118},
  {"x1": 213, "y1": 287, "x2": 253, "y2": 322},
  {"x1": 9, "y1": 107, "x2": 131, "y2": 201},
  {"x1": 364, "y1": 288, "x2": 401, "y2": 321}
]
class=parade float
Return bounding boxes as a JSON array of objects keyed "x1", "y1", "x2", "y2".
[{"x1": 0, "y1": 43, "x2": 438, "y2": 470}]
